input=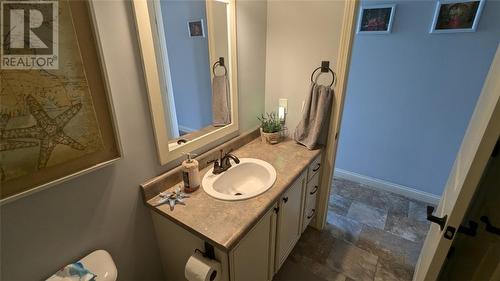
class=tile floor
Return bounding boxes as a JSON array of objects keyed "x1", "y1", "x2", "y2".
[{"x1": 274, "y1": 177, "x2": 433, "y2": 281}]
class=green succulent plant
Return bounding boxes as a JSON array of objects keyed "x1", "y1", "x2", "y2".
[{"x1": 258, "y1": 112, "x2": 282, "y2": 133}]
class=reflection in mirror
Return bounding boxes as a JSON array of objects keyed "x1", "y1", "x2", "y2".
[
  {"x1": 133, "y1": 0, "x2": 238, "y2": 165},
  {"x1": 154, "y1": 0, "x2": 231, "y2": 147}
]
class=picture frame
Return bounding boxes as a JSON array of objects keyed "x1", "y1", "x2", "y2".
[
  {"x1": 0, "y1": 0, "x2": 122, "y2": 204},
  {"x1": 357, "y1": 4, "x2": 396, "y2": 34},
  {"x1": 430, "y1": 0, "x2": 485, "y2": 33},
  {"x1": 187, "y1": 19, "x2": 205, "y2": 37}
]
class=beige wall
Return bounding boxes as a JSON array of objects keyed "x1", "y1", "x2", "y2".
[
  {"x1": 0, "y1": 1, "x2": 266, "y2": 280},
  {"x1": 208, "y1": 1, "x2": 229, "y2": 74},
  {"x1": 237, "y1": 0, "x2": 268, "y2": 132},
  {"x1": 265, "y1": 0, "x2": 345, "y2": 134}
]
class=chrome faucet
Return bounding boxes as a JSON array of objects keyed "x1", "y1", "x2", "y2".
[{"x1": 210, "y1": 149, "x2": 240, "y2": 174}]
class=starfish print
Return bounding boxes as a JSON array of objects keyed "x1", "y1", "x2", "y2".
[
  {"x1": 0, "y1": 114, "x2": 39, "y2": 151},
  {"x1": 0, "y1": 95, "x2": 85, "y2": 169},
  {"x1": 0, "y1": 139, "x2": 39, "y2": 151}
]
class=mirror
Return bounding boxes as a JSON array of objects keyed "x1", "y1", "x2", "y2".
[{"x1": 133, "y1": 0, "x2": 238, "y2": 165}]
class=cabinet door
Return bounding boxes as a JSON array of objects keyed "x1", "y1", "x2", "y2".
[
  {"x1": 275, "y1": 172, "x2": 305, "y2": 271},
  {"x1": 230, "y1": 205, "x2": 277, "y2": 281}
]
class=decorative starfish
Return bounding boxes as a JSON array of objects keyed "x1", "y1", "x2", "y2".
[
  {"x1": 155, "y1": 186, "x2": 190, "y2": 211},
  {"x1": 0, "y1": 115, "x2": 38, "y2": 151},
  {"x1": 0, "y1": 95, "x2": 85, "y2": 169},
  {"x1": 0, "y1": 139, "x2": 39, "y2": 151}
]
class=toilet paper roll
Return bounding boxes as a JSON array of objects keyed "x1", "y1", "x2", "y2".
[{"x1": 185, "y1": 251, "x2": 221, "y2": 281}]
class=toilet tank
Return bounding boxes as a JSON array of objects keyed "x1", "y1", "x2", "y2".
[
  {"x1": 80, "y1": 250, "x2": 117, "y2": 281},
  {"x1": 47, "y1": 250, "x2": 117, "y2": 281}
]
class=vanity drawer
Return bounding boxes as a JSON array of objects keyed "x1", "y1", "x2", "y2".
[
  {"x1": 306, "y1": 172, "x2": 320, "y2": 199},
  {"x1": 302, "y1": 194, "x2": 317, "y2": 232},
  {"x1": 302, "y1": 173, "x2": 319, "y2": 232},
  {"x1": 307, "y1": 155, "x2": 321, "y2": 181}
]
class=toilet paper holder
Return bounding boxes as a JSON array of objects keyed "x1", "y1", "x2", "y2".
[{"x1": 195, "y1": 242, "x2": 216, "y2": 260}]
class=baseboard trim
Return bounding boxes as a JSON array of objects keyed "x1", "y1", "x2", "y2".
[
  {"x1": 334, "y1": 168, "x2": 441, "y2": 205},
  {"x1": 178, "y1": 125, "x2": 196, "y2": 133}
]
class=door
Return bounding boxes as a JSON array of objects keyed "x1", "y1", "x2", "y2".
[
  {"x1": 438, "y1": 154, "x2": 500, "y2": 280},
  {"x1": 275, "y1": 172, "x2": 306, "y2": 271},
  {"x1": 150, "y1": 0, "x2": 179, "y2": 138},
  {"x1": 413, "y1": 45, "x2": 500, "y2": 280}
]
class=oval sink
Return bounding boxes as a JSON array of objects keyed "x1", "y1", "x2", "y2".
[{"x1": 202, "y1": 158, "x2": 277, "y2": 201}]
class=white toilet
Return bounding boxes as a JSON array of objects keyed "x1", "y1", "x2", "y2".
[{"x1": 47, "y1": 250, "x2": 117, "y2": 281}]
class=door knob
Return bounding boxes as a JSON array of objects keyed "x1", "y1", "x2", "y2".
[{"x1": 427, "y1": 206, "x2": 447, "y2": 231}]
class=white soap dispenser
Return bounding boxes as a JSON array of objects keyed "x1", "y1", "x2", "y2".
[{"x1": 182, "y1": 153, "x2": 200, "y2": 193}]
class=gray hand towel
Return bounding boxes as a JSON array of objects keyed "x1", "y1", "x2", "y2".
[
  {"x1": 212, "y1": 75, "x2": 231, "y2": 127},
  {"x1": 294, "y1": 82, "x2": 333, "y2": 149}
]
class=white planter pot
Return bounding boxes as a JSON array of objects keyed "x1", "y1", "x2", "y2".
[{"x1": 260, "y1": 128, "x2": 281, "y2": 144}]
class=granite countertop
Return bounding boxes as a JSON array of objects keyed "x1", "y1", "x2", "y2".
[{"x1": 145, "y1": 138, "x2": 321, "y2": 251}]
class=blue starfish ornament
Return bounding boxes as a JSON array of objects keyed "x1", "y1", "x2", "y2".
[{"x1": 155, "y1": 186, "x2": 190, "y2": 210}]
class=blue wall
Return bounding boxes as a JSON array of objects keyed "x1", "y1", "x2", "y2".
[
  {"x1": 161, "y1": 0, "x2": 212, "y2": 132},
  {"x1": 336, "y1": 0, "x2": 500, "y2": 196}
]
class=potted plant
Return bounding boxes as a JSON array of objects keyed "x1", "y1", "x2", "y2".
[{"x1": 258, "y1": 112, "x2": 282, "y2": 144}]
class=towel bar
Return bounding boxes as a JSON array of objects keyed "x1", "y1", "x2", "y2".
[
  {"x1": 212, "y1": 57, "x2": 227, "y2": 76},
  {"x1": 310, "y1": 60, "x2": 336, "y2": 87}
]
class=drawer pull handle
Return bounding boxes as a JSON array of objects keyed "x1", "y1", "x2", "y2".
[
  {"x1": 312, "y1": 163, "x2": 321, "y2": 172},
  {"x1": 307, "y1": 209, "x2": 315, "y2": 219},
  {"x1": 283, "y1": 197, "x2": 288, "y2": 203},
  {"x1": 310, "y1": 186, "x2": 319, "y2": 195}
]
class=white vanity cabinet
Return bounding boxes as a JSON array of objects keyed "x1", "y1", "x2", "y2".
[
  {"x1": 229, "y1": 155, "x2": 322, "y2": 279},
  {"x1": 229, "y1": 156, "x2": 321, "y2": 281},
  {"x1": 149, "y1": 154, "x2": 322, "y2": 281},
  {"x1": 302, "y1": 156, "x2": 321, "y2": 232},
  {"x1": 302, "y1": 172, "x2": 320, "y2": 232},
  {"x1": 229, "y1": 204, "x2": 277, "y2": 281},
  {"x1": 228, "y1": 171, "x2": 308, "y2": 280},
  {"x1": 275, "y1": 171, "x2": 306, "y2": 271}
]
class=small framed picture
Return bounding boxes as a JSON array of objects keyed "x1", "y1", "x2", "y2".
[
  {"x1": 187, "y1": 19, "x2": 205, "y2": 37},
  {"x1": 430, "y1": 0, "x2": 485, "y2": 33},
  {"x1": 357, "y1": 4, "x2": 396, "y2": 34}
]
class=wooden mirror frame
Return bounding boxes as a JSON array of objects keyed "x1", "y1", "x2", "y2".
[{"x1": 132, "y1": 0, "x2": 239, "y2": 165}]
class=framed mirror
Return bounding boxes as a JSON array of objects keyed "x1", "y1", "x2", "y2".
[{"x1": 133, "y1": 0, "x2": 238, "y2": 165}]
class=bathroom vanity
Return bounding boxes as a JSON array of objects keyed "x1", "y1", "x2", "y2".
[
  {"x1": 134, "y1": 1, "x2": 325, "y2": 278},
  {"x1": 141, "y1": 138, "x2": 322, "y2": 281}
]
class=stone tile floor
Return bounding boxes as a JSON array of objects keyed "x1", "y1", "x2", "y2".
[{"x1": 274, "y1": 177, "x2": 433, "y2": 281}]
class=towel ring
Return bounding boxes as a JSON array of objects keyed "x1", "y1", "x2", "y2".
[
  {"x1": 310, "y1": 67, "x2": 336, "y2": 88},
  {"x1": 212, "y1": 60, "x2": 227, "y2": 76}
]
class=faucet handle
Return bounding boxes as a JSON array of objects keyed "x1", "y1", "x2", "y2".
[
  {"x1": 207, "y1": 159, "x2": 219, "y2": 167},
  {"x1": 210, "y1": 158, "x2": 224, "y2": 175}
]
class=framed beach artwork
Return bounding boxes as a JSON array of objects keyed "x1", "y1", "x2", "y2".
[
  {"x1": 357, "y1": 4, "x2": 396, "y2": 34},
  {"x1": 0, "y1": 0, "x2": 121, "y2": 203},
  {"x1": 430, "y1": 0, "x2": 485, "y2": 33}
]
